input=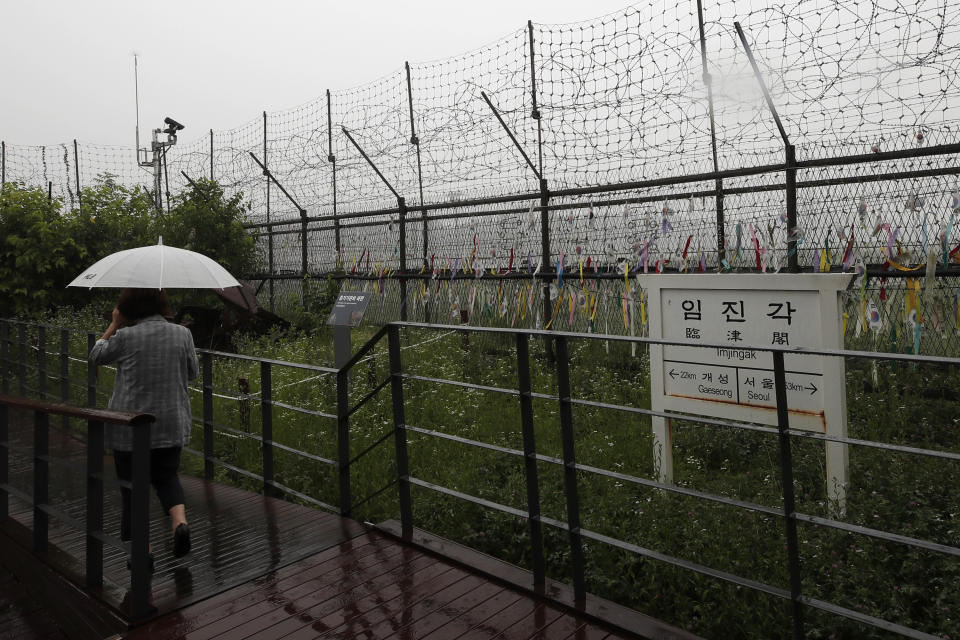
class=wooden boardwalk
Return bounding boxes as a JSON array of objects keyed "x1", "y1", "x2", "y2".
[{"x1": 1, "y1": 407, "x2": 698, "y2": 640}]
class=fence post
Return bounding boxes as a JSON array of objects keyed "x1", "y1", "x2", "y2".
[
  {"x1": 129, "y1": 421, "x2": 153, "y2": 620},
  {"x1": 0, "y1": 403, "x2": 7, "y2": 522},
  {"x1": 1, "y1": 322, "x2": 9, "y2": 394},
  {"x1": 555, "y1": 335, "x2": 586, "y2": 602},
  {"x1": 1, "y1": 140, "x2": 5, "y2": 185},
  {"x1": 202, "y1": 353, "x2": 214, "y2": 480},
  {"x1": 388, "y1": 324, "x2": 413, "y2": 538},
  {"x1": 73, "y1": 139, "x2": 82, "y2": 217},
  {"x1": 734, "y1": 22, "x2": 797, "y2": 273},
  {"x1": 18, "y1": 324, "x2": 26, "y2": 397},
  {"x1": 786, "y1": 144, "x2": 799, "y2": 272},
  {"x1": 260, "y1": 361, "x2": 275, "y2": 496},
  {"x1": 695, "y1": 0, "x2": 725, "y2": 263},
  {"x1": 33, "y1": 409, "x2": 49, "y2": 552},
  {"x1": 85, "y1": 418, "x2": 104, "y2": 588},
  {"x1": 527, "y1": 21, "x2": 553, "y2": 332},
  {"x1": 60, "y1": 330, "x2": 69, "y2": 429},
  {"x1": 516, "y1": 333, "x2": 545, "y2": 586},
  {"x1": 209, "y1": 128, "x2": 214, "y2": 181},
  {"x1": 37, "y1": 326, "x2": 46, "y2": 400},
  {"x1": 336, "y1": 367, "x2": 351, "y2": 516},
  {"x1": 405, "y1": 62, "x2": 429, "y2": 279},
  {"x1": 263, "y1": 111, "x2": 275, "y2": 311},
  {"x1": 773, "y1": 350, "x2": 804, "y2": 638},
  {"x1": 327, "y1": 90, "x2": 341, "y2": 268},
  {"x1": 87, "y1": 333, "x2": 96, "y2": 408}
]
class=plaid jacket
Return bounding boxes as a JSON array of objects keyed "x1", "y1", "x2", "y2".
[{"x1": 89, "y1": 315, "x2": 199, "y2": 451}]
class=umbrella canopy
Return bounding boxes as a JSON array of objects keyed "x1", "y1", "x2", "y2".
[{"x1": 67, "y1": 238, "x2": 241, "y2": 290}]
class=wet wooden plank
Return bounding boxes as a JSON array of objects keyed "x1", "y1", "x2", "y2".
[{"x1": 3, "y1": 406, "x2": 699, "y2": 640}]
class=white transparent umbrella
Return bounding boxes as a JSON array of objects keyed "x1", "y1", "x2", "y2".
[{"x1": 67, "y1": 237, "x2": 241, "y2": 290}]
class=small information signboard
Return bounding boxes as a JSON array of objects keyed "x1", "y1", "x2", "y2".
[
  {"x1": 639, "y1": 273, "x2": 853, "y2": 506},
  {"x1": 326, "y1": 291, "x2": 372, "y2": 327}
]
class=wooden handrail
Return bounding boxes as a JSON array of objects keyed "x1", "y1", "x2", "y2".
[{"x1": 0, "y1": 394, "x2": 154, "y2": 426}]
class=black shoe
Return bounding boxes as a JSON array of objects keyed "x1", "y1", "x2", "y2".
[
  {"x1": 173, "y1": 523, "x2": 191, "y2": 558},
  {"x1": 126, "y1": 553, "x2": 155, "y2": 573}
]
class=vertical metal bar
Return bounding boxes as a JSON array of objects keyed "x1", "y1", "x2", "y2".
[
  {"x1": 405, "y1": 62, "x2": 428, "y2": 275},
  {"x1": 301, "y1": 216, "x2": 308, "y2": 278},
  {"x1": 73, "y1": 139, "x2": 82, "y2": 217},
  {"x1": 260, "y1": 361, "x2": 274, "y2": 496},
  {"x1": 398, "y1": 197, "x2": 408, "y2": 323},
  {"x1": 528, "y1": 20, "x2": 544, "y2": 180},
  {"x1": 37, "y1": 326, "x2": 46, "y2": 400},
  {"x1": 327, "y1": 90, "x2": 340, "y2": 263},
  {"x1": 555, "y1": 336, "x2": 585, "y2": 602},
  {"x1": 1, "y1": 322, "x2": 9, "y2": 395},
  {"x1": 33, "y1": 410, "x2": 49, "y2": 552},
  {"x1": 0, "y1": 404, "x2": 8, "y2": 522},
  {"x1": 85, "y1": 418, "x2": 104, "y2": 587},
  {"x1": 1, "y1": 140, "x2": 5, "y2": 185},
  {"x1": 786, "y1": 145, "x2": 799, "y2": 272},
  {"x1": 129, "y1": 421, "x2": 152, "y2": 620},
  {"x1": 87, "y1": 333, "x2": 96, "y2": 408},
  {"x1": 336, "y1": 368, "x2": 351, "y2": 516},
  {"x1": 540, "y1": 182, "x2": 552, "y2": 336},
  {"x1": 209, "y1": 128, "x2": 214, "y2": 181},
  {"x1": 264, "y1": 111, "x2": 274, "y2": 311},
  {"x1": 773, "y1": 350, "x2": 804, "y2": 638},
  {"x1": 695, "y1": 0, "x2": 724, "y2": 263},
  {"x1": 516, "y1": 333, "x2": 545, "y2": 586},
  {"x1": 162, "y1": 147, "x2": 170, "y2": 214},
  {"x1": 60, "y1": 330, "x2": 69, "y2": 429},
  {"x1": 18, "y1": 324, "x2": 26, "y2": 397},
  {"x1": 388, "y1": 325, "x2": 413, "y2": 538},
  {"x1": 202, "y1": 353, "x2": 214, "y2": 480}
]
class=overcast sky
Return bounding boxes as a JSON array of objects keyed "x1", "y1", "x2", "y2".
[{"x1": 1, "y1": 0, "x2": 634, "y2": 148}]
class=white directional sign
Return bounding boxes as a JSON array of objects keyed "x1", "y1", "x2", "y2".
[
  {"x1": 639, "y1": 273, "x2": 853, "y2": 508},
  {"x1": 659, "y1": 287, "x2": 826, "y2": 427}
]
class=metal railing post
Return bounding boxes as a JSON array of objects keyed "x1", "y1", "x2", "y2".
[
  {"x1": 0, "y1": 403, "x2": 7, "y2": 522},
  {"x1": 516, "y1": 333, "x2": 545, "y2": 586},
  {"x1": 60, "y1": 329, "x2": 70, "y2": 428},
  {"x1": 37, "y1": 326, "x2": 46, "y2": 400},
  {"x1": 555, "y1": 335, "x2": 585, "y2": 602},
  {"x1": 87, "y1": 333, "x2": 96, "y2": 407},
  {"x1": 1, "y1": 322, "x2": 9, "y2": 395},
  {"x1": 336, "y1": 367, "x2": 351, "y2": 516},
  {"x1": 260, "y1": 361, "x2": 275, "y2": 496},
  {"x1": 773, "y1": 350, "x2": 804, "y2": 638},
  {"x1": 18, "y1": 324, "x2": 26, "y2": 396},
  {"x1": 33, "y1": 409, "x2": 49, "y2": 552},
  {"x1": 86, "y1": 418, "x2": 104, "y2": 587},
  {"x1": 129, "y1": 422, "x2": 153, "y2": 620},
  {"x1": 388, "y1": 325, "x2": 413, "y2": 538},
  {"x1": 202, "y1": 353, "x2": 214, "y2": 480}
]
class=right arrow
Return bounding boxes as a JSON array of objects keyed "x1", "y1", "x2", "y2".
[{"x1": 805, "y1": 382, "x2": 818, "y2": 395}]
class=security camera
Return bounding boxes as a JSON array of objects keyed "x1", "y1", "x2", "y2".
[{"x1": 163, "y1": 117, "x2": 184, "y2": 134}]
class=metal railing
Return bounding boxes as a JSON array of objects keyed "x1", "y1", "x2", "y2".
[
  {"x1": 1, "y1": 316, "x2": 958, "y2": 638},
  {"x1": 0, "y1": 393, "x2": 156, "y2": 620}
]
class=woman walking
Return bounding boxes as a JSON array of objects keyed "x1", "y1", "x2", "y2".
[{"x1": 90, "y1": 288, "x2": 197, "y2": 567}]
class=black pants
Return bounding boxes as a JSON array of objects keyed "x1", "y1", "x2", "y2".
[{"x1": 114, "y1": 447, "x2": 185, "y2": 542}]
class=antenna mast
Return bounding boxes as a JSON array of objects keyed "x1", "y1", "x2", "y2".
[{"x1": 133, "y1": 54, "x2": 183, "y2": 211}]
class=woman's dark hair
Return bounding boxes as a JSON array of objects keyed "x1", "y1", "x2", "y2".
[{"x1": 116, "y1": 288, "x2": 173, "y2": 321}]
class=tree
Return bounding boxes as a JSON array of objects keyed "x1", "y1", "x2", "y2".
[
  {"x1": 0, "y1": 183, "x2": 74, "y2": 316},
  {"x1": 156, "y1": 178, "x2": 261, "y2": 280}
]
